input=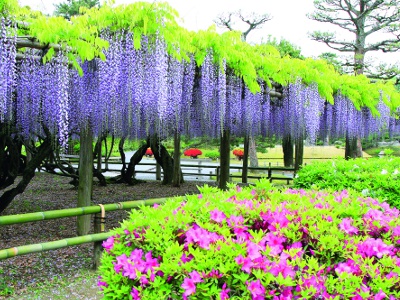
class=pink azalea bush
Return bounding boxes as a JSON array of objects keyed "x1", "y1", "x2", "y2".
[{"x1": 98, "y1": 179, "x2": 400, "y2": 299}]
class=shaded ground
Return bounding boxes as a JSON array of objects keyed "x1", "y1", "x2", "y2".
[{"x1": 0, "y1": 173, "x2": 209, "y2": 299}]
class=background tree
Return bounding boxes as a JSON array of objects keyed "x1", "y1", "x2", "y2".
[
  {"x1": 308, "y1": 0, "x2": 400, "y2": 75},
  {"x1": 54, "y1": 0, "x2": 100, "y2": 19},
  {"x1": 214, "y1": 10, "x2": 271, "y2": 42},
  {"x1": 264, "y1": 36, "x2": 304, "y2": 59},
  {"x1": 308, "y1": 0, "x2": 400, "y2": 158}
]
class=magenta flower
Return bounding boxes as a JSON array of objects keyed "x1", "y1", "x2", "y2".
[
  {"x1": 247, "y1": 279, "x2": 265, "y2": 300},
  {"x1": 269, "y1": 259, "x2": 295, "y2": 279},
  {"x1": 97, "y1": 277, "x2": 108, "y2": 291},
  {"x1": 181, "y1": 277, "x2": 196, "y2": 296},
  {"x1": 235, "y1": 254, "x2": 253, "y2": 273},
  {"x1": 220, "y1": 283, "x2": 230, "y2": 299},
  {"x1": 265, "y1": 232, "x2": 285, "y2": 256},
  {"x1": 210, "y1": 209, "x2": 227, "y2": 223},
  {"x1": 139, "y1": 275, "x2": 148, "y2": 286},
  {"x1": 374, "y1": 289, "x2": 386, "y2": 300},
  {"x1": 189, "y1": 270, "x2": 203, "y2": 283},
  {"x1": 113, "y1": 253, "x2": 128, "y2": 274},
  {"x1": 339, "y1": 218, "x2": 359, "y2": 235},
  {"x1": 102, "y1": 236, "x2": 115, "y2": 253},
  {"x1": 335, "y1": 259, "x2": 361, "y2": 275},
  {"x1": 180, "y1": 252, "x2": 194, "y2": 263},
  {"x1": 247, "y1": 241, "x2": 263, "y2": 260},
  {"x1": 227, "y1": 214, "x2": 244, "y2": 227},
  {"x1": 357, "y1": 238, "x2": 393, "y2": 258},
  {"x1": 131, "y1": 287, "x2": 141, "y2": 300}
]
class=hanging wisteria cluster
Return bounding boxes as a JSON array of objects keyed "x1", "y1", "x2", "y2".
[
  {"x1": 320, "y1": 93, "x2": 393, "y2": 141},
  {"x1": 3, "y1": 24, "x2": 400, "y2": 147},
  {"x1": 16, "y1": 51, "x2": 70, "y2": 147},
  {"x1": 0, "y1": 18, "x2": 16, "y2": 123}
]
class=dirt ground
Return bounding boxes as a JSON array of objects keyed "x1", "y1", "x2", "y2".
[{"x1": 0, "y1": 173, "x2": 209, "y2": 299}]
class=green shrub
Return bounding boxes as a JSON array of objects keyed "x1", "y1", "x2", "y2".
[
  {"x1": 294, "y1": 157, "x2": 400, "y2": 208},
  {"x1": 204, "y1": 150, "x2": 219, "y2": 160},
  {"x1": 384, "y1": 148, "x2": 394, "y2": 156},
  {"x1": 99, "y1": 180, "x2": 400, "y2": 299}
]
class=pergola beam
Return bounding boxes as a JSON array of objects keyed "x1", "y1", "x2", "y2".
[{"x1": 16, "y1": 37, "x2": 62, "y2": 51}]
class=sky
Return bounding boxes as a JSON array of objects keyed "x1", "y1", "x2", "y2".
[{"x1": 18, "y1": 0, "x2": 399, "y2": 64}]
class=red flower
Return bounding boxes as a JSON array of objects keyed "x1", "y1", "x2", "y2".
[
  {"x1": 183, "y1": 148, "x2": 202, "y2": 158},
  {"x1": 145, "y1": 148, "x2": 153, "y2": 156},
  {"x1": 233, "y1": 148, "x2": 244, "y2": 159}
]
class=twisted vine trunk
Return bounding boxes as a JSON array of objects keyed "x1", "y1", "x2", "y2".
[
  {"x1": 219, "y1": 129, "x2": 230, "y2": 190},
  {"x1": 150, "y1": 135, "x2": 182, "y2": 185},
  {"x1": 294, "y1": 135, "x2": 304, "y2": 172},
  {"x1": 172, "y1": 131, "x2": 184, "y2": 187},
  {"x1": 282, "y1": 135, "x2": 294, "y2": 167},
  {"x1": 242, "y1": 135, "x2": 249, "y2": 184}
]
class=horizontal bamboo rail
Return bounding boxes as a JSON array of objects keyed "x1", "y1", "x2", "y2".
[
  {"x1": 0, "y1": 232, "x2": 112, "y2": 260},
  {"x1": 0, "y1": 198, "x2": 167, "y2": 226}
]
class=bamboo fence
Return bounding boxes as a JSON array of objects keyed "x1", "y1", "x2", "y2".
[{"x1": 0, "y1": 197, "x2": 169, "y2": 266}]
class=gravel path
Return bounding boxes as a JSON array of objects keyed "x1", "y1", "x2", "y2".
[{"x1": 0, "y1": 173, "x2": 210, "y2": 299}]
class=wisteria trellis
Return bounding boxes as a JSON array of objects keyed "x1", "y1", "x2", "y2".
[{"x1": 1, "y1": 20, "x2": 398, "y2": 148}]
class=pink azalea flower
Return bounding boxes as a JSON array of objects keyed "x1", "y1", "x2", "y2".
[
  {"x1": 339, "y1": 218, "x2": 359, "y2": 235},
  {"x1": 220, "y1": 283, "x2": 230, "y2": 300},
  {"x1": 102, "y1": 236, "x2": 115, "y2": 253},
  {"x1": 357, "y1": 238, "x2": 393, "y2": 258},
  {"x1": 374, "y1": 289, "x2": 386, "y2": 300},
  {"x1": 131, "y1": 287, "x2": 141, "y2": 300},
  {"x1": 139, "y1": 275, "x2": 148, "y2": 286},
  {"x1": 335, "y1": 259, "x2": 361, "y2": 275},
  {"x1": 210, "y1": 209, "x2": 227, "y2": 223},
  {"x1": 180, "y1": 252, "x2": 194, "y2": 263},
  {"x1": 113, "y1": 253, "x2": 128, "y2": 274},
  {"x1": 269, "y1": 259, "x2": 295, "y2": 279},
  {"x1": 235, "y1": 254, "x2": 253, "y2": 273},
  {"x1": 227, "y1": 214, "x2": 244, "y2": 227},
  {"x1": 189, "y1": 270, "x2": 203, "y2": 283},
  {"x1": 247, "y1": 241, "x2": 263, "y2": 260},
  {"x1": 181, "y1": 277, "x2": 196, "y2": 296},
  {"x1": 265, "y1": 232, "x2": 285, "y2": 256},
  {"x1": 97, "y1": 278, "x2": 108, "y2": 291},
  {"x1": 247, "y1": 279, "x2": 265, "y2": 300}
]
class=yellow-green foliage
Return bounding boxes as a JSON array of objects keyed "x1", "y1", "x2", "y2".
[
  {"x1": 8, "y1": 1, "x2": 400, "y2": 114},
  {"x1": 0, "y1": 0, "x2": 18, "y2": 16}
]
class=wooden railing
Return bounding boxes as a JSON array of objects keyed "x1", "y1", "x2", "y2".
[
  {"x1": 0, "y1": 197, "x2": 169, "y2": 269},
  {"x1": 57, "y1": 156, "x2": 296, "y2": 184}
]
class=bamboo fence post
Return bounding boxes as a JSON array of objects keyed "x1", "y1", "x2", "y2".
[{"x1": 93, "y1": 204, "x2": 106, "y2": 270}]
